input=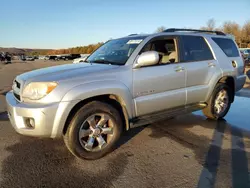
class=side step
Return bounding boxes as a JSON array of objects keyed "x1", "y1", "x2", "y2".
[{"x1": 130, "y1": 102, "x2": 207, "y2": 128}]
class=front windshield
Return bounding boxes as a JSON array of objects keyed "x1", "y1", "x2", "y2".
[{"x1": 86, "y1": 36, "x2": 146, "y2": 65}]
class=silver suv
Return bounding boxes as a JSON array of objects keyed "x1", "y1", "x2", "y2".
[{"x1": 6, "y1": 29, "x2": 246, "y2": 160}]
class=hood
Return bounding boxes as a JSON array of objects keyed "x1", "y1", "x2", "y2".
[{"x1": 17, "y1": 63, "x2": 119, "y2": 83}]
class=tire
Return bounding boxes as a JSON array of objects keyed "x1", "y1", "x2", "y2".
[
  {"x1": 203, "y1": 83, "x2": 232, "y2": 120},
  {"x1": 63, "y1": 101, "x2": 123, "y2": 160}
]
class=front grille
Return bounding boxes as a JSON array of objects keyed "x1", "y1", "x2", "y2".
[
  {"x1": 15, "y1": 80, "x2": 21, "y2": 89},
  {"x1": 14, "y1": 93, "x2": 20, "y2": 101}
]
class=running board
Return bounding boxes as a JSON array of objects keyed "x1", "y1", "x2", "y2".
[{"x1": 130, "y1": 102, "x2": 207, "y2": 128}]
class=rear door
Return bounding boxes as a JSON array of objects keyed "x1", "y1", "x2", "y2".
[{"x1": 179, "y1": 35, "x2": 222, "y2": 104}]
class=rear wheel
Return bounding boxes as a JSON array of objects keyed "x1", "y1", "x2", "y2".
[
  {"x1": 63, "y1": 101, "x2": 123, "y2": 160},
  {"x1": 203, "y1": 83, "x2": 232, "y2": 120}
]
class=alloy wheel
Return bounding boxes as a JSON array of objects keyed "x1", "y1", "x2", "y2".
[
  {"x1": 78, "y1": 113, "x2": 114, "y2": 152},
  {"x1": 214, "y1": 89, "x2": 229, "y2": 115}
]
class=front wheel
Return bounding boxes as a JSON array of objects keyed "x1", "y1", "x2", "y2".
[
  {"x1": 63, "y1": 101, "x2": 123, "y2": 160},
  {"x1": 203, "y1": 83, "x2": 232, "y2": 120}
]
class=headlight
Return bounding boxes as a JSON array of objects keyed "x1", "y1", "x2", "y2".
[{"x1": 22, "y1": 82, "x2": 57, "y2": 100}]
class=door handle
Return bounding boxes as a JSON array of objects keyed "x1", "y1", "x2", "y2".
[
  {"x1": 208, "y1": 62, "x2": 215, "y2": 67},
  {"x1": 174, "y1": 66, "x2": 185, "y2": 72}
]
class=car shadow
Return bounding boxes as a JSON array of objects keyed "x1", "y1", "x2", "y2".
[
  {"x1": 0, "y1": 111, "x2": 145, "y2": 187},
  {"x1": 0, "y1": 137, "x2": 129, "y2": 188},
  {"x1": 0, "y1": 111, "x2": 8, "y2": 121},
  {"x1": 148, "y1": 113, "x2": 250, "y2": 188},
  {"x1": 115, "y1": 126, "x2": 146, "y2": 150},
  {"x1": 0, "y1": 91, "x2": 8, "y2": 96},
  {"x1": 1, "y1": 111, "x2": 250, "y2": 187}
]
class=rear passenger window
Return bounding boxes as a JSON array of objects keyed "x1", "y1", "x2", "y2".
[
  {"x1": 181, "y1": 36, "x2": 214, "y2": 62},
  {"x1": 212, "y1": 38, "x2": 239, "y2": 57}
]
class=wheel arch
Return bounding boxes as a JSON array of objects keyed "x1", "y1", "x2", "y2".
[
  {"x1": 217, "y1": 76, "x2": 235, "y2": 102},
  {"x1": 62, "y1": 94, "x2": 131, "y2": 135},
  {"x1": 206, "y1": 76, "x2": 235, "y2": 103}
]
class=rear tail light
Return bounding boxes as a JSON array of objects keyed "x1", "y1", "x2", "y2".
[
  {"x1": 240, "y1": 53, "x2": 246, "y2": 74},
  {"x1": 243, "y1": 61, "x2": 246, "y2": 74}
]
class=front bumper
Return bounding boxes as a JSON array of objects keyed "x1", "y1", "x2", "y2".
[{"x1": 6, "y1": 91, "x2": 79, "y2": 138}]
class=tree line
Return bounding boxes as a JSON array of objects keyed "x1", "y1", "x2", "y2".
[
  {"x1": 156, "y1": 19, "x2": 250, "y2": 48},
  {"x1": 40, "y1": 42, "x2": 104, "y2": 56}
]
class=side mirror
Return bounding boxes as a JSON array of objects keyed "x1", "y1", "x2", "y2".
[{"x1": 134, "y1": 51, "x2": 159, "y2": 68}]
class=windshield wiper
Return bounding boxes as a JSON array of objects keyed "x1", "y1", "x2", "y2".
[{"x1": 91, "y1": 59, "x2": 121, "y2": 65}]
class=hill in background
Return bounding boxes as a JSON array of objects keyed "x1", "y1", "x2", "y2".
[
  {"x1": 0, "y1": 47, "x2": 51, "y2": 55},
  {"x1": 0, "y1": 43, "x2": 103, "y2": 56}
]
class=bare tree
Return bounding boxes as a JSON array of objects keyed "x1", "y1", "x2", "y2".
[
  {"x1": 200, "y1": 19, "x2": 216, "y2": 31},
  {"x1": 207, "y1": 19, "x2": 216, "y2": 30},
  {"x1": 155, "y1": 26, "x2": 166, "y2": 33},
  {"x1": 241, "y1": 21, "x2": 250, "y2": 47},
  {"x1": 222, "y1": 21, "x2": 242, "y2": 46}
]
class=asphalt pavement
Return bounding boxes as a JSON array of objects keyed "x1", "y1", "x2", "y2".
[{"x1": 0, "y1": 61, "x2": 250, "y2": 188}]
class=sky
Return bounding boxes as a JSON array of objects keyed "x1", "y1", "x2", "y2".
[{"x1": 1, "y1": 0, "x2": 249, "y2": 49}]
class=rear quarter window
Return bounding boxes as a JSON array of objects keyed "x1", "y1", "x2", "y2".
[{"x1": 212, "y1": 38, "x2": 239, "y2": 57}]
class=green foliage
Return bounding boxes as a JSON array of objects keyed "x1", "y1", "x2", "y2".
[
  {"x1": 46, "y1": 43, "x2": 104, "y2": 55},
  {"x1": 25, "y1": 50, "x2": 48, "y2": 56}
]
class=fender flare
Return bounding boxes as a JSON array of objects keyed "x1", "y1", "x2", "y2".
[{"x1": 61, "y1": 80, "x2": 135, "y2": 119}]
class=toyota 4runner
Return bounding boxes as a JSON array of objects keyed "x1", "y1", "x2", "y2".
[{"x1": 6, "y1": 29, "x2": 246, "y2": 160}]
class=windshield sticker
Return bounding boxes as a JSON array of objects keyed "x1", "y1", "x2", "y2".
[{"x1": 127, "y1": 39, "x2": 143, "y2": 44}]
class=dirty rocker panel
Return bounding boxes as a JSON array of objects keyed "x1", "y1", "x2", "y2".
[{"x1": 130, "y1": 102, "x2": 207, "y2": 128}]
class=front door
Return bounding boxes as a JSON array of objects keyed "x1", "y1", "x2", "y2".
[{"x1": 133, "y1": 37, "x2": 186, "y2": 117}]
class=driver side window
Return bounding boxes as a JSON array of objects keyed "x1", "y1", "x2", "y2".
[{"x1": 141, "y1": 38, "x2": 178, "y2": 65}]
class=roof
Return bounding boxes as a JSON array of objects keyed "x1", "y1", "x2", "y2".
[{"x1": 118, "y1": 28, "x2": 230, "y2": 40}]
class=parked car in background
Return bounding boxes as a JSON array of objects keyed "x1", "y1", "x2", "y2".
[
  {"x1": 57, "y1": 55, "x2": 68, "y2": 61},
  {"x1": 21, "y1": 56, "x2": 35, "y2": 61},
  {"x1": 12, "y1": 55, "x2": 19, "y2": 60},
  {"x1": 72, "y1": 54, "x2": 90, "y2": 63},
  {"x1": 20, "y1": 55, "x2": 26, "y2": 61},
  {"x1": 5, "y1": 53, "x2": 12, "y2": 64},
  {"x1": 240, "y1": 49, "x2": 250, "y2": 60},
  {"x1": 240, "y1": 48, "x2": 250, "y2": 66},
  {"x1": 0, "y1": 53, "x2": 6, "y2": 62},
  {"x1": 49, "y1": 55, "x2": 59, "y2": 61},
  {"x1": 39, "y1": 56, "x2": 46, "y2": 60},
  {"x1": 26, "y1": 56, "x2": 35, "y2": 61},
  {"x1": 60, "y1": 54, "x2": 81, "y2": 61},
  {"x1": 71, "y1": 54, "x2": 81, "y2": 60}
]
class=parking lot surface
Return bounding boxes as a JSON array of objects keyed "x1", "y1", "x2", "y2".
[{"x1": 0, "y1": 61, "x2": 250, "y2": 188}]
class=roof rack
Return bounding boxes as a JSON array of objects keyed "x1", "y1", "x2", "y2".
[
  {"x1": 128, "y1": 34, "x2": 138, "y2": 36},
  {"x1": 163, "y1": 28, "x2": 226, "y2": 36}
]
